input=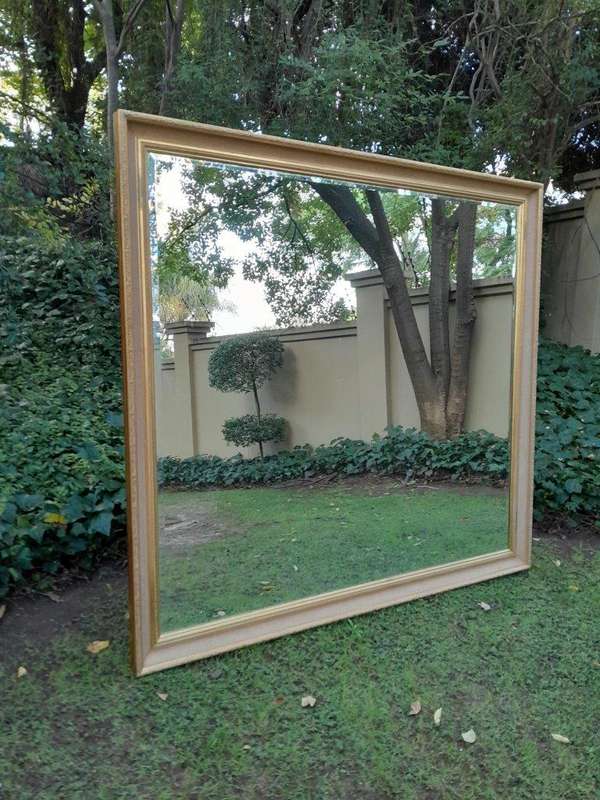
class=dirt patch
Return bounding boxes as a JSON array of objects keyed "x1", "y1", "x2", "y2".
[
  {"x1": 533, "y1": 515, "x2": 600, "y2": 558},
  {"x1": 0, "y1": 562, "x2": 127, "y2": 662},
  {"x1": 159, "y1": 499, "x2": 246, "y2": 550}
]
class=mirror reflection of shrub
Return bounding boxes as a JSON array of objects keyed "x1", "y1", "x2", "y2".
[
  {"x1": 208, "y1": 333, "x2": 286, "y2": 458},
  {"x1": 222, "y1": 413, "x2": 286, "y2": 451}
]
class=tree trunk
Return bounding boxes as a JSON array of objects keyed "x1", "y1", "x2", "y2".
[
  {"x1": 446, "y1": 202, "x2": 477, "y2": 436},
  {"x1": 93, "y1": 0, "x2": 148, "y2": 151},
  {"x1": 30, "y1": 0, "x2": 105, "y2": 130},
  {"x1": 311, "y1": 183, "x2": 477, "y2": 440},
  {"x1": 252, "y1": 379, "x2": 264, "y2": 459},
  {"x1": 428, "y1": 199, "x2": 456, "y2": 406},
  {"x1": 159, "y1": 0, "x2": 186, "y2": 115}
]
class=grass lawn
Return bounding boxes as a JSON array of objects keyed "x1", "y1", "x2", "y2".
[
  {"x1": 1, "y1": 535, "x2": 598, "y2": 799},
  {"x1": 158, "y1": 481, "x2": 508, "y2": 631}
]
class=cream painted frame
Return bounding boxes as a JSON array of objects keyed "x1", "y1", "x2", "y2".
[{"x1": 114, "y1": 110, "x2": 543, "y2": 677}]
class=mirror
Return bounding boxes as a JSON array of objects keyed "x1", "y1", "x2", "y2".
[
  {"x1": 114, "y1": 112, "x2": 542, "y2": 674},
  {"x1": 148, "y1": 154, "x2": 517, "y2": 635}
]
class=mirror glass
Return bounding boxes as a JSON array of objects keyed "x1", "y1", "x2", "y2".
[{"x1": 147, "y1": 153, "x2": 516, "y2": 635}]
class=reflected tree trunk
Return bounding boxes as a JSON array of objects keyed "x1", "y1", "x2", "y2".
[{"x1": 311, "y1": 182, "x2": 477, "y2": 439}]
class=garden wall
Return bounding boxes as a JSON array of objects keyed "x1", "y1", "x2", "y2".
[
  {"x1": 156, "y1": 274, "x2": 514, "y2": 459},
  {"x1": 542, "y1": 169, "x2": 600, "y2": 354}
]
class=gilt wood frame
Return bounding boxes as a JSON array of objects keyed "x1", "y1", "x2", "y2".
[{"x1": 113, "y1": 110, "x2": 543, "y2": 676}]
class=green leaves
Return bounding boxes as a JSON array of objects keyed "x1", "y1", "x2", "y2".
[
  {"x1": 534, "y1": 338, "x2": 600, "y2": 520},
  {"x1": 161, "y1": 338, "x2": 600, "y2": 530},
  {"x1": 158, "y1": 426, "x2": 510, "y2": 491},
  {"x1": 222, "y1": 414, "x2": 286, "y2": 449},
  {"x1": 0, "y1": 228, "x2": 124, "y2": 598},
  {"x1": 208, "y1": 333, "x2": 284, "y2": 395}
]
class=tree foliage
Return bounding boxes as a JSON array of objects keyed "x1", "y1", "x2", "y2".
[
  {"x1": 209, "y1": 333, "x2": 285, "y2": 457},
  {"x1": 208, "y1": 333, "x2": 284, "y2": 394},
  {"x1": 222, "y1": 413, "x2": 286, "y2": 450}
]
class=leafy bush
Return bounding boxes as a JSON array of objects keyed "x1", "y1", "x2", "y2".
[
  {"x1": 0, "y1": 233, "x2": 124, "y2": 597},
  {"x1": 222, "y1": 414, "x2": 286, "y2": 449},
  {"x1": 208, "y1": 333, "x2": 284, "y2": 394},
  {"x1": 209, "y1": 333, "x2": 286, "y2": 456},
  {"x1": 534, "y1": 338, "x2": 600, "y2": 519},
  {"x1": 158, "y1": 427, "x2": 509, "y2": 488}
]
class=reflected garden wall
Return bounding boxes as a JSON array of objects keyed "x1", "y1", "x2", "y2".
[{"x1": 156, "y1": 272, "x2": 514, "y2": 459}]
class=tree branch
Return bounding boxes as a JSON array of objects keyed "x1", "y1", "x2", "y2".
[{"x1": 309, "y1": 182, "x2": 380, "y2": 263}]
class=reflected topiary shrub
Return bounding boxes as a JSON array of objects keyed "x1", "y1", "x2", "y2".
[
  {"x1": 222, "y1": 413, "x2": 286, "y2": 450},
  {"x1": 208, "y1": 333, "x2": 286, "y2": 458}
]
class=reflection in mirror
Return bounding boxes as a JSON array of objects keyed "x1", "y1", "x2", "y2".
[{"x1": 147, "y1": 153, "x2": 516, "y2": 635}]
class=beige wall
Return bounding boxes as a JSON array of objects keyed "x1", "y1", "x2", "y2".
[
  {"x1": 156, "y1": 275, "x2": 514, "y2": 459},
  {"x1": 542, "y1": 170, "x2": 600, "y2": 354},
  {"x1": 191, "y1": 323, "x2": 360, "y2": 459}
]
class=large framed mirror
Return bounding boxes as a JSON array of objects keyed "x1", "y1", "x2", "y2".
[{"x1": 114, "y1": 111, "x2": 542, "y2": 676}]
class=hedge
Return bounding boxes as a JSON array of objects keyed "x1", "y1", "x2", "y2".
[
  {"x1": 158, "y1": 427, "x2": 508, "y2": 488},
  {"x1": 0, "y1": 234, "x2": 125, "y2": 598},
  {"x1": 534, "y1": 339, "x2": 600, "y2": 518}
]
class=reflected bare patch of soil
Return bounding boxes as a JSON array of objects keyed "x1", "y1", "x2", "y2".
[{"x1": 159, "y1": 501, "x2": 246, "y2": 550}]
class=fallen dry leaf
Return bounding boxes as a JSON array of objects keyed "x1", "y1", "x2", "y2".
[
  {"x1": 478, "y1": 602, "x2": 492, "y2": 611},
  {"x1": 434, "y1": 707, "x2": 442, "y2": 726},
  {"x1": 301, "y1": 695, "x2": 317, "y2": 708},
  {"x1": 43, "y1": 512, "x2": 67, "y2": 525},
  {"x1": 0, "y1": 604, "x2": 6, "y2": 621},
  {"x1": 44, "y1": 591, "x2": 62, "y2": 603},
  {"x1": 157, "y1": 692, "x2": 168, "y2": 701},
  {"x1": 551, "y1": 733, "x2": 570, "y2": 744},
  {"x1": 17, "y1": 666, "x2": 28, "y2": 679},
  {"x1": 462, "y1": 729, "x2": 477, "y2": 744},
  {"x1": 86, "y1": 640, "x2": 110, "y2": 655},
  {"x1": 408, "y1": 700, "x2": 421, "y2": 716}
]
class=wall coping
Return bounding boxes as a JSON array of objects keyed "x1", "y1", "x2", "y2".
[
  {"x1": 544, "y1": 199, "x2": 585, "y2": 224},
  {"x1": 165, "y1": 320, "x2": 214, "y2": 337},
  {"x1": 346, "y1": 269, "x2": 514, "y2": 296},
  {"x1": 574, "y1": 169, "x2": 600, "y2": 192},
  {"x1": 179, "y1": 277, "x2": 513, "y2": 353},
  {"x1": 191, "y1": 320, "x2": 358, "y2": 351}
]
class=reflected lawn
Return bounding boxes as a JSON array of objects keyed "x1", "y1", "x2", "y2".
[{"x1": 158, "y1": 482, "x2": 508, "y2": 632}]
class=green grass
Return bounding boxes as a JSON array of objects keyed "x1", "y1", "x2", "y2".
[
  {"x1": 158, "y1": 484, "x2": 508, "y2": 631},
  {"x1": 1, "y1": 538, "x2": 598, "y2": 799}
]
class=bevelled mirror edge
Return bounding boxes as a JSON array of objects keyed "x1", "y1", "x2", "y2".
[{"x1": 113, "y1": 110, "x2": 543, "y2": 677}]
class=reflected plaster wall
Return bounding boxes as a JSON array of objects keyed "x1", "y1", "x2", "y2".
[{"x1": 156, "y1": 275, "x2": 514, "y2": 458}]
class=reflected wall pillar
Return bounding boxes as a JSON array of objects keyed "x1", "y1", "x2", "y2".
[
  {"x1": 164, "y1": 320, "x2": 213, "y2": 458},
  {"x1": 349, "y1": 272, "x2": 390, "y2": 440}
]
